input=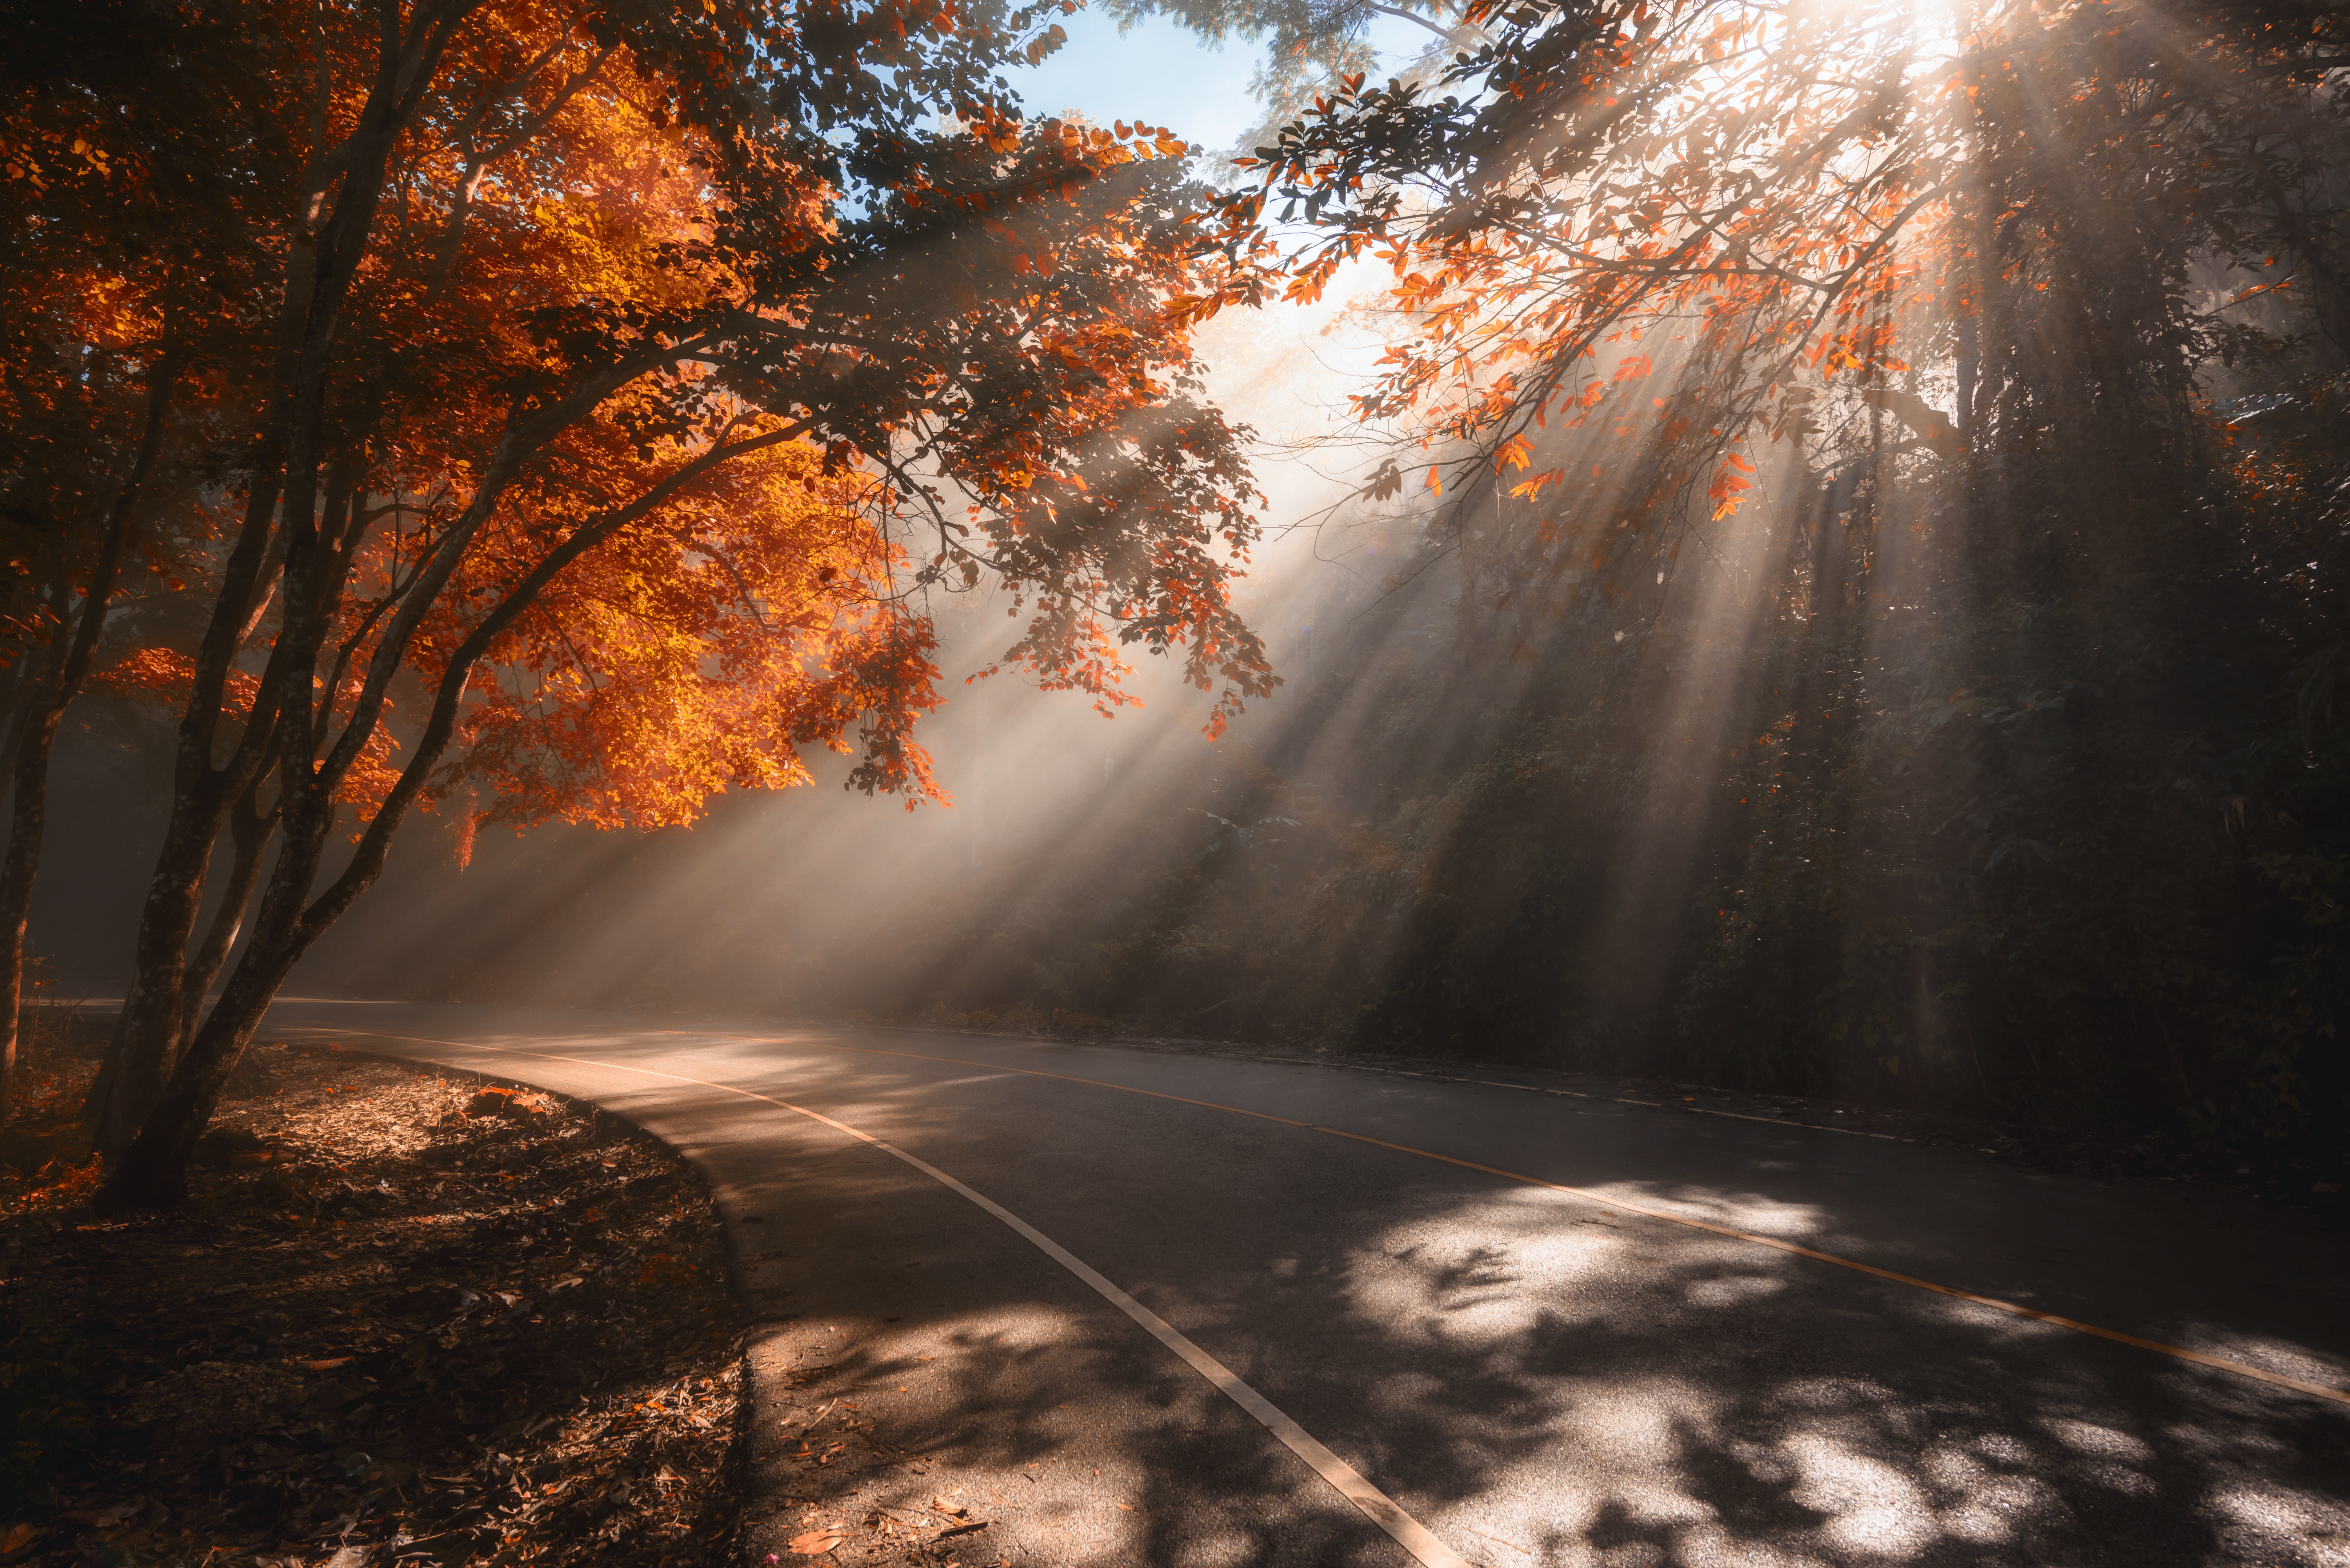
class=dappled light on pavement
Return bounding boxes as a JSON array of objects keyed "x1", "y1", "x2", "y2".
[{"x1": 262, "y1": 1004, "x2": 2350, "y2": 1568}]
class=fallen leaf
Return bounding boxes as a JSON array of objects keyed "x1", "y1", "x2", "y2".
[{"x1": 789, "y1": 1529, "x2": 846, "y2": 1555}]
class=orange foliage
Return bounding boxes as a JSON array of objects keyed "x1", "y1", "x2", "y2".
[
  {"x1": 45, "y1": 0, "x2": 1271, "y2": 849},
  {"x1": 1206, "y1": 0, "x2": 2052, "y2": 526},
  {"x1": 22, "y1": 0, "x2": 1282, "y2": 1199},
  {"x1": 446, "y1": 440, "x2": 939, "y2": 830}
]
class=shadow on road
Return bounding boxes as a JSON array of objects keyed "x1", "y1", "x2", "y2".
[{"x1": 302, "y1": 1020, "x2": 2350, "y2": 1568}]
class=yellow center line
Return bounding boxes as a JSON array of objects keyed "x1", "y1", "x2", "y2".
[{"x1": 311, "y1": 1022, "x2": 2350, "y2": 1409}]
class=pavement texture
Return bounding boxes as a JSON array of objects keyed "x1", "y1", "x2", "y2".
[{"x1": 259, "y1": 999, "x2": 2350, "y2": 1568}]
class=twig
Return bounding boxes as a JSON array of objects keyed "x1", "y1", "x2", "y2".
[{"x1": 1469, "y1": 1526, "x2": 1531, "y2": 1554}]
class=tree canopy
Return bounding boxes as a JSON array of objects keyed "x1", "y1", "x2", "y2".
[
  {"x1": 1, "y1": 0, "x2": 1277, "y2": 1200},
  {"x1": 818, "y1": 0, "x2": 2350, "y2": 1174},
  {"x1": 7, "y1": 0, "x2": 2347, "y2": 1191}
]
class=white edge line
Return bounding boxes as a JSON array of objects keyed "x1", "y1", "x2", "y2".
[
  {"x1": 884, "y1": 1137, "x2": 1477, "y2": 1568},
  {"x1": 302, "y1": 1028, "x2": 1479, "y2": 1568}
]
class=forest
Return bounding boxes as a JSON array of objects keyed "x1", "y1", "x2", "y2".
[
  {"x1": 7, "y1": 0, "x2": 2348, "y2": 1205},
  {"x1": 960, "y1": 0, "x2": 2350, "y2": 1179}
]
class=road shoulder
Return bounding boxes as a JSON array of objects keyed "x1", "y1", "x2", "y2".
[{"x1": 1, "y1": 1031, "x2": 744, "y2": 1567}]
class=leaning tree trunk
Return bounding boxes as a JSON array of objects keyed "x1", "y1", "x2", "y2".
[
  {"x1": 176, "y1": 780, "x2": 278, "y2": 1053},
  {"x1": 87, "y1": 531, "x2": 306, "y2": 1153},
  {"x1": 91, "y1": 812, "x2": 229, "y2": 1154},
  {"x1": 100, "y1": 408, "x2": 731, "y2": 1206},
  {"x1": 86, "y1": 359, "x2": 309, "y2": 1151},
  {"x1": 0, "y1": 355, "x2": 178, "y2": 1121},
  {"x1": 99, "y1": 821, "x2": 325, "y2": 1207}
]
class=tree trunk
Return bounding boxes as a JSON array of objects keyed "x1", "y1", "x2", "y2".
[
  {"x1": 101, "y1": 904, "x2": 311, "y2": 1208},
  {"x1": 1, "y1": 350, "x2": 180, "y2": 1121},
  {"x1": 176, "y1": 781, "x2": 277, "y2": 1055},
  {"x1": 105, "y1": 705, "x2": 347, "y2": 1207},
  {"x1": 0, "y1": 697, "x2": 68, "y2": 1122},
  {"x1": 91, "y1": 817, "x2": 223, "y2": 1153},
  {"x1": 85, "y1": 387, "x2": 306, "y2": 1147}
]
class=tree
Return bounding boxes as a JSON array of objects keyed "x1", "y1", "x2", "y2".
[
  {"x1": 0, "y1": 0, "x2": 286, "y2": 1120},
  {"x1": 1072, "y1": 0, "x2": 2350, "y2": 1153},
  {"x1": 1101, "y1": 0, "x2": 1481, "y2": 157},
  {"x1": 18, "y1": 0, "x2": 1273, "y2": 1205}
]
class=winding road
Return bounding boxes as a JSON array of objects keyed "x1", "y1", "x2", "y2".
[{"x1": 262, "y1": 999, "x2": 2350, "y2": 1568}]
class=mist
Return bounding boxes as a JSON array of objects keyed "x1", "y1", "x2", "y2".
[
  {"x1": 27, "y1": 277, "x2": 1434, "y2": 1029},
  {"x1": 25, "y1": 0, "x2": 2350, "y2": 1186}
]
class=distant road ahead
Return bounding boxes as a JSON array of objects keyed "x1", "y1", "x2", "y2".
[{"x1": 264, "y1": 999, "x2": 2350, "y2": 1568}]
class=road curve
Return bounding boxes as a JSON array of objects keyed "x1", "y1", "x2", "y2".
[{"x1": 260, "y1": 999, "x2": 2350, "y2": 1568}]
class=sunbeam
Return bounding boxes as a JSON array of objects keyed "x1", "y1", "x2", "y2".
[{"x1": 7, "y1": 0, "x2": 2348, "y2": 1562}]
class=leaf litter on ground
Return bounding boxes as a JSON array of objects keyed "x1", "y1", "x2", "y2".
[{"x1": 2, "y1": 1022, "x2": 747, "y2": 1568}]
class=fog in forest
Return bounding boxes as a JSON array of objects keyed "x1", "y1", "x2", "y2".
[
  {"x1": 29, "y1": 282, "x2": 1415, "y2": 1024},
  {"x1": 15, "y1": 10, "x2": 2350, "y2": 1559},
  {"x1": 19, "y1": 1, "x2": 2349, "y2": 1184}
]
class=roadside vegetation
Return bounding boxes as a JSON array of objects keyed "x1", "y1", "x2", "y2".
[
  {"x1": 850, "y1": 0, "x2": 2350, "y2": 1191},
  {"x1": 2, "y1": 1015, "x2": 743, "y2": 1567}
]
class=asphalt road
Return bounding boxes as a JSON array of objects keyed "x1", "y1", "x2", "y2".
[{"x1": 260, "y1": 999, "x2": 2350, "y2": 1568}]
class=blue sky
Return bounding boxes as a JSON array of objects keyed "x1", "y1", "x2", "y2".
[{"x1": 1000, "y1": 8, "x2": 1438, "y2": 160}]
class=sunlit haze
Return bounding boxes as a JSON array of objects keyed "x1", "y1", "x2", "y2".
[{"x1": 9, "y1": 2, "x2": 2349, "y2": 1562}]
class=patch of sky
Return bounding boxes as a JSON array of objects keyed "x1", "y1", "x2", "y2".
[{"x1": 997, "y1": 8, "x2": 1440, "y2": 161}]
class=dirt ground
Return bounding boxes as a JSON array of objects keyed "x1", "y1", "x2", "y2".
[{"x1": 1, "y1": 1021, "x2": 747, "y2": 1568}]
